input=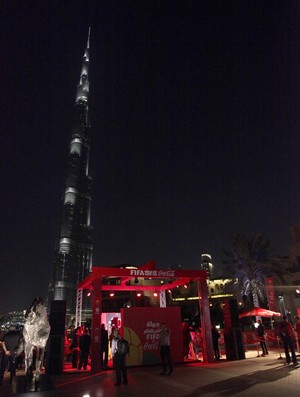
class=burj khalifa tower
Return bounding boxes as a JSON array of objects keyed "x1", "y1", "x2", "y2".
[{"x1": 50, "y1": 29, "x2": 93, "y2": 324}]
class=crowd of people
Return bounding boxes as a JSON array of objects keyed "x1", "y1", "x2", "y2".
[
  {"x1": 254, "y1": 315, "x2": 300, "y2": 366},
  {"x1": 64, "y1": 314, "x2": 300, "y2": 376},
  {"x1": 277, "y1": 315, "x2": 299, "y2": 366},
  {"x1": 67, "y1": 323, "x2": 122, "y2": 373},
  {"x1": 69, "y1": 325, "x2": 91, "y2": 370},
  {"x1": 181, "y1": 321, "x2": 222, "y2": 361},
  {"x1": 1, "y1": 314, "x2": 300, "y2": 387},
  {"x1": 64, "y1": 319, "x2": 222, "y2": 377}
]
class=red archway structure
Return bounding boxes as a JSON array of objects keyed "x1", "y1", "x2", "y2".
[{"x1": 78, "y1": 261, "x2": 214, "y2": 373}]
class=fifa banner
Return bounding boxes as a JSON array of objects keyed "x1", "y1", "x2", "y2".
[
  {"x1": 265, "y1": 277, "x2": 277, "y2": 312},
  {"x1": 121, "y1": 306, "x2": 183, "y2": 366}
]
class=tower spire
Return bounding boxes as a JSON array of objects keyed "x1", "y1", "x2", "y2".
[
  {"x1": 51, "y1": 30, "x2": 93, "y2": 325},
  {"x1": 76, "y1": 27, "x2": 91, "y2": 103},
  {"x1": 87, "y1": 26, "x2": 91, "y2": 49}
]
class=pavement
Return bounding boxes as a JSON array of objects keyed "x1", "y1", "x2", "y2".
[{"x1": 1, "y1": 349, "x2": 300, "y2": 397}]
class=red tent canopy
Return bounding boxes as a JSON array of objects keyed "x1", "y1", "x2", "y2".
[{"x1": 239, "y1": 307, "x2": 281, "y2": 318}]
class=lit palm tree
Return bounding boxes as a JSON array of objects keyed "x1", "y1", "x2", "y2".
[{"x1": 223, "y1": 233, "x2": 271, "y2": 308}]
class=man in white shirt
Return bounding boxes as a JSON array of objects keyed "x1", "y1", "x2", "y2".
[{"x1": 111, "y1": 329, "x2": 128, "y2": 386}]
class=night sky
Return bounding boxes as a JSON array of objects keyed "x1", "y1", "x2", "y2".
[{"x1": 1, "y1": 1, "x2": 300, "y2": 313}]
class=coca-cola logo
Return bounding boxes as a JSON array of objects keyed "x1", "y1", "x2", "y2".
[
  {"x1": 130, "y1": 269, "x2": 175, "y2": 277},
  {"x1": 144, "y1": 341, "x2": 159, "y2": 351},
  {"x1": 157, "y1": 270, "x2": 175, "y2": 277}
]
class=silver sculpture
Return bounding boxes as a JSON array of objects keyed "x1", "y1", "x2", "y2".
[{"x1": 23, "y1": 297, "x2": 51, "y2": 378}]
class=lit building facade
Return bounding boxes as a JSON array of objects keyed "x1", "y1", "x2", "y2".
[
  {"x1": 50, "y1": 29, "x2": 93, "y2": 324},
  {"x1": 201, "y1": 254, "x2": 214, "y2": 279}
]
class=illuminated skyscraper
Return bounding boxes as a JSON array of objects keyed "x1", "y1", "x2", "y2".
[
  {"x1": 201, "y1": 254, "x2": 214, "y2": 279},
  {"x1": 50, "y1": 29, "x2": 93, "y2": 324}
]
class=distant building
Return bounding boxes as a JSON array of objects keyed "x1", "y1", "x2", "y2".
[
  {"x1": 49, "y1": 29, "x2": 93, "y2": 325},
  {"x1": 0, "y1": 311, "x2": 26, "y2": 331},
  {"x1": 201, "y1": 254, "x2": 214, "y2": 279}
]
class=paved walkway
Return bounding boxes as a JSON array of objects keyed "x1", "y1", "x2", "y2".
[{"x1": 2, "y1": 350, "x2": 299, "y2": 397}]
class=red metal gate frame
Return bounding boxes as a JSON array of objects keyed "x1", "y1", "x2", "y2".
[{"x1": 77, "y1": 261, "x2": 214, "y2": 373}]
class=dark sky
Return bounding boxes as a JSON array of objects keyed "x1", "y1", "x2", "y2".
[{"x1": 1, "y1": 0, "x2": 300, "y2": 313}]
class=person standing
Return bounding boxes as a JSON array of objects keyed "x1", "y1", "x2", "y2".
[
  {"x1": 78, "y1": 328, "x2": 91, "y2": 370},
  {"x1": 181, "y1": 322, "x2": 191, "y2": 359},
  {"x1": 158, "y1": 322, "x2": 173, "y2": 375},
  {"x1": 193, "y1": 327, "x2": 202, "y2": 360},
  {"x1": 256, "y1": 319, "x2": 268, "y2": 356},
  {"x1": 100, "y1": 324, "x2": 109, "y2": 370},
  {"x1": 71, "y1": 327, "x2": 81, "y2": 369},
  {"x1": 0, "y1": 324, "x2": 22, "y2": 385},
  {"x1": 111, "y1": 329, "x2": 128, "y2": 386},
  {"x1": 278, "y1": 315, "x2": 298, "y2": 366},
  {"x1": 211, "y1": 325, "x2": 221, "y2": 360},
  {"x1": 294, "y1": 316, "x2": 300, "y2": 350}
]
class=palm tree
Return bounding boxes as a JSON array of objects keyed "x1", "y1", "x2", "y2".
[{"x1": 223, "y1": 233, "x2": 271, "y2": 308}]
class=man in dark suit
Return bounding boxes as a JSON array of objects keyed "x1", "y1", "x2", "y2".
[
  {"x1": 100, "y1": 324, "x2": 109, "y2": 369},
  {"x1": 78, "y1": 328, "x2": 91, "y2": 370},
  {"x1": 0, "y1": 324, "x2": 22, "y2": 385}
]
